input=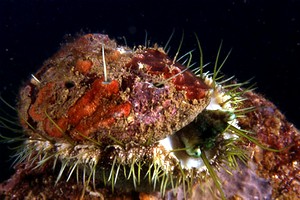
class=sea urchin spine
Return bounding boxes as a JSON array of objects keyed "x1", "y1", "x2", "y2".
[{"x1": 1, "y1": 33, "x2": 297, "y2": 200}]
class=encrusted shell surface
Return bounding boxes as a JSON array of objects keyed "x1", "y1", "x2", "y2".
[
  {"x1": 18, "y1": 34, "x2": 211, "y2": 145},
  {"x1": 1, "y1": 33, "x2": 299, "y2": 200}
]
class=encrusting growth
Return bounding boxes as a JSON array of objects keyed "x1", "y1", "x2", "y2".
[{"x1": 0, "y1": 33, "x2": 299, "y2": 200}]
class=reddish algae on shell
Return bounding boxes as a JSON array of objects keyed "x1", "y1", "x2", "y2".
[
  {"x1": 1, "y1": 33, "x2": 300, "y2": 200},
  {"x1": 238, "y1": 92, "x2": 300, "y2": 199},
  {"x1": 18, "y1": 34, "x2": 211, "y2": 144},
  {"x1": 2, "y1": 90, "x2": 299, "y2": 199}
]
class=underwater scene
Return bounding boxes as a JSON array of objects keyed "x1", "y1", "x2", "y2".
[{"x1": 0, "y1": 1, "x2": 299, "y2": 199}]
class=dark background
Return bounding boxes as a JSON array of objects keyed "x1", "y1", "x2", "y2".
[{"x1": 0, "y1": 0, "x2": 299, "y2": 182}]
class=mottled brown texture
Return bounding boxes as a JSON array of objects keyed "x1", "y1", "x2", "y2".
[
  {"x1": 1, "y1": 34, "x2": 299, "y2": 199},
  {"x1": 1, "y1": 90, "x2": 299, "y2": 199},
  {"x1": 18, "y1": 34, "x2": 210, "y2": 145},
  {"x1": 239, "y1": 92, "x2": 300, "y2": 200},
  {"x1": 127, "y1": 49, "x2": 210, "y2": 100}
]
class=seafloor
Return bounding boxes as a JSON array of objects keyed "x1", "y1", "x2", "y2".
[{"x1": 0, "y1": 90, "x2": 299, "y2": 200}]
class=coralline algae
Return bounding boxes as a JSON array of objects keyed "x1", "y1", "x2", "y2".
[{"x1": 0, "y1": 33, "x2": 299, "y2": 200}]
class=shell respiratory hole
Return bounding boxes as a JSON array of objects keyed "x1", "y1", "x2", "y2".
[
  {"x1": 1, "y1": 33, "x2": 298, "y2": 200},
  {"x1": 20, "y1": 34, "x2": 210, "y2": 144}
]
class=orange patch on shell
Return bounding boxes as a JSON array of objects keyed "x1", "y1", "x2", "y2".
[{"x1": 75, "y1": 59, "x2": 93, "y2": 74}]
